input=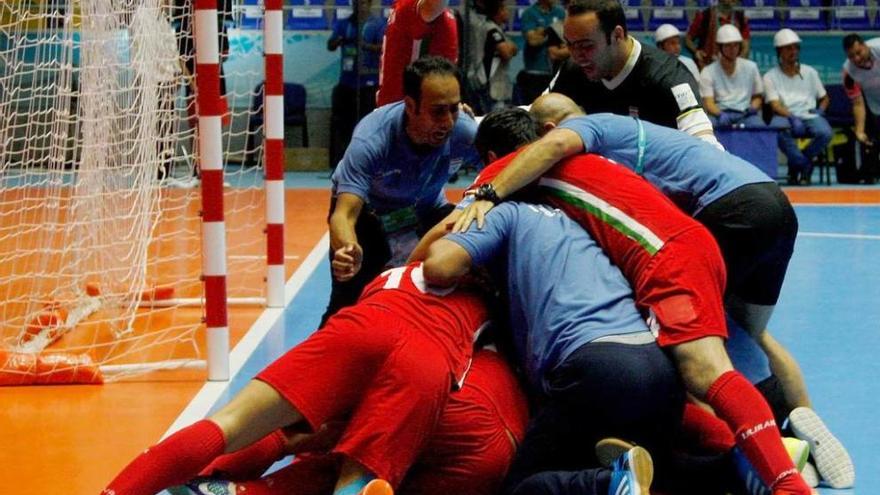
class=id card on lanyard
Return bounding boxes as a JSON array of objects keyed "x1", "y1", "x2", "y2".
[{"x1": 378, "y1": 206, "x2": 420, "y2": 268}]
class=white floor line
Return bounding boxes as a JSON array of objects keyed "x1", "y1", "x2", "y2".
[
  {"x1": 798, "y1": 231, "x2": 880, "y2": 241},
  {"x1": 162, "y1": 232, "x2": 329, "y2": 439}
]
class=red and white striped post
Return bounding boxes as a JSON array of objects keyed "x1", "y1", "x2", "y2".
[
  {"x1": 264, "y1": 0, "x2": 285, "y2": 308},
  {"x1": 195, "y1": 0, "x2": 229, "y2": 381}
]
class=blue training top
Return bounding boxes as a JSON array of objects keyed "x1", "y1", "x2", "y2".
[
  {"x1": 331, "y1": 101, "x2": 480, "y2": 216},
  {"x1": 559, "y1": 113, "x2": 774, "y2": 215},
  {"x1": 445, "y1": 202, "x2": 648, "y2": 394}
]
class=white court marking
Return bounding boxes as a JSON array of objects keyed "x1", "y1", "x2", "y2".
[
  {"x1": 798, "y1": 232, "x2": 880, "y2": 241},
  {"x1": 162, "y1": 233, "x2": 329, "y2": 438}
]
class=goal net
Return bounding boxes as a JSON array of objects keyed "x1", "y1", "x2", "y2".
[{"x1": 0, "y1": 0, "x2": 275, "y2": 384}]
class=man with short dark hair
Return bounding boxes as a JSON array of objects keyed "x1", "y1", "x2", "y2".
[
  {"x1": 842, "y1": 33, "x2": 880, "y2": 183},
  {"x1": 546, "y1": 0, "x2": 721, "y2": 147},
  {"x1": 324, "y1": 56, "x2": 480, "y2": 324}
]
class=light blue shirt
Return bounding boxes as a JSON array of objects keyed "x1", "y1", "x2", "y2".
[
  {"x1": 332, "y1": 102, "x2": 480, "y2": 216},
  {"x1": 763, "y1": 64, "x2": 826, "y2": 120},
  {"x1": 699, "y1": 58, "x2": 764, "y2": 112},
  {"x1": 560, "y1": 113, "x2": 773, "y2": 214},
  {"x1": 520, "y1": 3, "x2": 565, "y2": 74},
  {"x1": 445, "y1": 202, "x2": 648, "y2": 394}
]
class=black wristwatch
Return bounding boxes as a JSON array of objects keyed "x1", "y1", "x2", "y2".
[{"x1": 473, "y1": 183, "x2": 502, "y2": 205}]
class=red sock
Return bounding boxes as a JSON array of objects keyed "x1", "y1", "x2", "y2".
[
  {"x1": 681, "y1": 402, "x2": 736, "y2": 452},
  {"x1": 200, "y1": 429, "x2": 287, "y2": 481},
  {"x1": 706, "y1": 371, "x2": 810, "y2": 494},
  {"x1": 103, "y1": 419, "x2": 226, "y2": 495}
]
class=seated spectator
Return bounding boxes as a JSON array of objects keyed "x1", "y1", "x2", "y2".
[
  {"x1": 685, "y1": 0, "x2": 750, "y2": 70},
  {"x1": 463, "y1": 0, "x2": 518, "y2": 114},
  {"x1": 517, "y1": 0, "x2": 566, "y2": 104},
  {"x1": 764, "y1": 29, "x2": 831, "y2": 185},
  {"x1": 700, "y1": 25, "x2": 766, "y2": 129},
  {"x1": 655, "y1": 23, "x2": 700, "y2": 82}
]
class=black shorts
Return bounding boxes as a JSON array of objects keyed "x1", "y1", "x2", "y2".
[{"x1": 695, "y1": 183, "x2": 798, "y2": 306}]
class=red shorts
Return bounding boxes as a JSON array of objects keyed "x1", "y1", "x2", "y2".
[
  {"x1": 246, "y1": 351, "x2": 528, "y2": 495},
  {"x1": 636, "y1": 226, "x2": 728, "y2": 347},
  {"x1": 399, "y1": 350, "x2": 529, "y2": 495},
  {"x1": 257, "y1": 305, "x2": 452, "y2": 487}
]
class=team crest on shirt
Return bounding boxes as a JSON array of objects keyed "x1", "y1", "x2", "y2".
[{"x1": 449, "y1": 158, "x2": 463, "y2": 174}]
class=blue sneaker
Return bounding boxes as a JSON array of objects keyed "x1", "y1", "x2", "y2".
[
  {"x1": 605, "y1": 446, "x2": 653, "y2": 495},
  {"x1": 166, "y1": 477, "x2": 236, "y2": 495}
]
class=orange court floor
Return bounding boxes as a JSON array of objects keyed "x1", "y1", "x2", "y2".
[{"x1": 0, "y1": 186, "x2": 877, "y2": 494}]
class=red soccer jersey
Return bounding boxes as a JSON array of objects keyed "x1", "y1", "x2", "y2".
[
  {"x1": 469, "y1": 149, "x2": 700, "y2": 284},
  {"x1": 358, "y1": 262, "x2": 489, "y2": 381},
  {"x1": 376, "y1": 0, "x2": 458, "y2": 106}
]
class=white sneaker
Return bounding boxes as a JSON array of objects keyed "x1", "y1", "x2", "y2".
[
  {"x1": 788, "y1": 406, "x2": 854, "y2": 488},
  {"x1": 801, "y1": 461, "x2": 820, "y2": 488}
]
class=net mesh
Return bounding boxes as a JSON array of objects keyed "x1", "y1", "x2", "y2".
[{"x1": 0, "y1": 0, "x2": 270, "y2": 382}]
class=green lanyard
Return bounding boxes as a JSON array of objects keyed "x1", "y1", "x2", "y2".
[{"x1": 634, "y1": 117, "x2": 646, "y2": 175}]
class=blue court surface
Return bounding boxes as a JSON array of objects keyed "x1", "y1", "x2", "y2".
[{"x1": 201, "y1": 203, "x2": 880, "y2": 495}]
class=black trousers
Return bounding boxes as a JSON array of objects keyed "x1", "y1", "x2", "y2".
[
  {"x1": 694, "y1": 183, "x2": 798, "y2": 306},
  {"x1": 320, "y1": 202, "x2": 455, "y2": 326},
  {"x1": 503, "y1": 341, "x2": 686, "y2": 495},
  {"x1": 329, "y1": 84, "x2": 379, "y2": 170}
]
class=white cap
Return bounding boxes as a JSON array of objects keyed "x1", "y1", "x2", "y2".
[
  {"x1": 774, "y1": 28, "x2": 802, "y2": 48},
  {"x1": 716, "y1": 24, "x2": 743, "y2": 44},
  {"x1": 655, "y1": 24, "x2": 681, "y2": 44}
]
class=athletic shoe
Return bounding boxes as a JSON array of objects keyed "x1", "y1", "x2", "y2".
[
  {"x1": 788, "y1": 406, "x2": 855, "y2": 489},
  {"x1": 166, "y1": 477, "x2": 236, "y2": 495},
  {"x1": 604, "y1": 445, "x2": 654, "y2": 495},
  {"x1": 595, "y1": 437, "x2": 637, "y2": 467},
  {"x1": 732, "y1": 438, "x2": 809, "y2": 495},
  {"x1": 783, "y1": 437, "x2": 811, "y2": 472},
  {"x1": 800, "y1": 461, "x2": 820, "y2": 488},
  {"x1": 358, "y1": 479, "x2": 394, "y2": 495}
]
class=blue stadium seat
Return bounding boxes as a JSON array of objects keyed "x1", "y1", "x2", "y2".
[
  {"x1": 648, "y1": 0, "x2": 689, "y2": 31},
  {"x1": 333, "y1": 0, "x2": 352, "y2": 25},
  {"x1": 619, "y1": 0, "x2": 645, "y2": 31},
  {"x1": 288, "y1": 0, "x2": 328, "y2": 30},
  {"x1": 238, "y1": 0, "x2": 263, "y2": 29},
  {"x1": 741, "y1": 0, "x2": 781, "y2": 31},
  {"x1": 784, "y1": 0, "x2": 828, "y2": 31},
  {"x1": 696, "y1": 0, "x2": 717, "y2": 8},
  {"x1": 832, "y1": 0, "x2": 873, "y2": 30}
]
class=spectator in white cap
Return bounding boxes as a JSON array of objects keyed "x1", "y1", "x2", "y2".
[
  {"x1": 699, "y1": 24, "x2": 766, "y2": 129},
  {"x1": 764, "y1": 28, "x2": 831, "y2": 185},
  {"x1": 655, "y1": 23, "x2": 700, "y2": 81}
]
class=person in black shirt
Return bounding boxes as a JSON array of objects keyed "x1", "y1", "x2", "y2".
[{"x1": 547, "y1": 0, "x2": 721, "y2": 148}]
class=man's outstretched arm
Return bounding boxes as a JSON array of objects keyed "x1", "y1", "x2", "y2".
[
  {"x1": 417, "y1": 0, "x2": 448, "y2": 22},
  {"x1": 422, "y1": 239, "x2": 474, "y2": 288},
  {"x1": 452, "y1": 128, "x2": 583, "y2": 232}
]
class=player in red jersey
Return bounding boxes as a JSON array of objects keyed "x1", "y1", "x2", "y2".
[
  {"x1": 412, "y1": 105, "x2": 811, "y2": 495},
  {"x1": 376, "y1": 0, "x2": 458, "y2": 106},
  {"x1": 169, "y1": 349, "x2": 529, "y2": 495},
  {"x1": 103, "y1": 262, "x2": 491, "y2": 495}
]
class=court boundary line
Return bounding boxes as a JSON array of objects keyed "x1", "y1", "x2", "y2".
[
  {"x1": 798, "y1": 231, "x2": 880, "y2": 240},
  {"x1": 162, "y1": 232, "x2": 330, "y2": 439}
]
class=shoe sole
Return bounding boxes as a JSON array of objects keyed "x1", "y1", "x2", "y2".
[
  {"x1": 788, "y1": 407, "x2": 855, "y2": 488},
  {"x1": 595, "y1": 437, "x2": 637, "y2": 467},
  {"x1": 623, "y1": 446, "x2": 654, "y2": 495},
  {"x1": 782, "y1": 437, "x2": 811, "y2": 472},
  {"x1": 360, "y1": 479, "x2": 394, "y2": 495}
]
